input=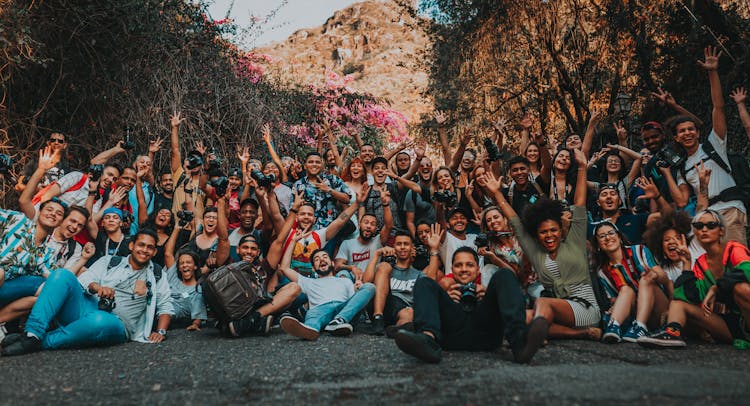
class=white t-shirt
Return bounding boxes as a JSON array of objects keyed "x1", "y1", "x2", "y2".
[
  {"x1": 335, "y1": 237, "x2": 382, "y2": 271},
  {"x1": 440, "y1": 232, "x2": 482, "y2": 275},
  {"x1": 297, "y1": 275, "x2": 354, "y2": 308},
  {"x1": 677, "y1": 130, "x2": 746, "y2": 214}
]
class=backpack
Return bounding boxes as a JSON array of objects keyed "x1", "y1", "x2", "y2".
[
  {"x1": 684, "y1": 141, "x2": 750, "y2": 207},
  {"x1": 54, "y1": 238, "x2": 79, "y2": 268},
  {"x1": 32, "y1": 174, "x2": 88, "y2": 205},
  {"x1": 200, "y1": 261, "x2": 269, "y2": 322}
]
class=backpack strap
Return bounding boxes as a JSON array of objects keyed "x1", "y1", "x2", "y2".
[
  {"x1": 152, "y1": 263, "x2": 163, "y2": 282},
  {"x1": 65, "y1": 238, "x2": 77, "y2": 262},
  {"x1": 107, "y1": 255, "x2": 124, "y2": 271}
]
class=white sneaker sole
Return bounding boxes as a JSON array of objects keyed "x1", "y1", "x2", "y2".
[
  {"x1": 280, "y1": 316, "x2": 320, "y2": 340},
  {"x1": 637, "y1": 337, "x2": 687, "y2": 348}
]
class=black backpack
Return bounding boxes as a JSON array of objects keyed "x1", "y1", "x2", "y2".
[{"x1": 683, "y1": 141, "x2": 750, "y2": 207}]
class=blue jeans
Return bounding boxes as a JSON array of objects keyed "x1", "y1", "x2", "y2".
[
  {"x1": 0, "y1": 275, "x2": 45, "y2": 306},
  {"x1": 304, "y1": 283, "x2": 375, "y2": 331},
  {"x1": 25, "y1": 270, "x2": 127, "y2": 350}
]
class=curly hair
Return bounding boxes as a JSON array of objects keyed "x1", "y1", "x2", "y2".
[
  {"x1": 521, "y1": 198, "x2": 564, "y2": 236},
  {"x1": 643, "y1": 210, "x2": 692, "y2": 264}
]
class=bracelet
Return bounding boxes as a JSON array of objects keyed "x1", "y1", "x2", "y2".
[
  {"x1": 430, "y1": 251, "x2": 440, "y2": 257},
  {"x1": 290, "y1": 208, "x2": 298, "y2": 214},
  {"x1": 655, "y1": 193, "x2": 662, "y2": 200},
  {"x1": 382, "y1": 203, "x2": 390, "y2": 207},
  {"x1": 88, "y1": 191, "x2": 98, "y2": 196}
]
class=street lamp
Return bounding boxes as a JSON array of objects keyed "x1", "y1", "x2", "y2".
[{"x1": 613, "y1": 93, "x2": 633, "y2": 118}]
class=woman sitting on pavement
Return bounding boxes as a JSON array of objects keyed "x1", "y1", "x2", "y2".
[
  {"x1": 480, "y1": 148, "x2": 602, "y2": 342},
  {"x1": 643, "y1": 210, "x2": 697, "y2": 283},
  {"x1": 477, "y1": 206, "x2": 525, "y2": 285},
  {"x1": 591, "y1": 221, "x2": 671, "y2": 343},
  {"x1": 638, "y1": 209, "x2": 750, "y2": 348}
]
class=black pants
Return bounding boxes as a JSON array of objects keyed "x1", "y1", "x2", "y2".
[{"x1": 413, "y1": 269, "x2": 526, "y2": 351}]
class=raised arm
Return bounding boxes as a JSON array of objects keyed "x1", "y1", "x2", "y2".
[
  {"x1": 19, "y1": 147, "x2": 60, "y2": 219},
  {"x1": 400, "y1": 142, "x2": 425, "y2": 181},
  {"x1": 517, "y1": 114, "x2": 532, "y2": 154},
  {"x1": 572, "y1": 149, "x2": 588, "y2": 207},
  {"x1": 730, "y1": 87, "x2": 750, "y2": 141},
  {"x1": 327, "y1": 127, "x2": 344, "y2": 172},
  {"x1": 434, "y1": 111, "x2": 451, "y2": 165},
  {"x1": 215, "y1": 193, "x2": 230, "y2": 267},
  {"x1": 698, "y1": 46, "x2": 726, "y2": 139},
  {"x1": 324, "y1": 183, "x2": 366, "y2": 241},
  {"x1": 169, "y1": 112, "x2": 185, "y2": 173},
  {"x1": 384, "y1": 139, "x2": 413, "y2": 162},
  {"x1": 422, "y1": 223, "x2": 445, "y2": 281},
  {"x1": 278, "y1": 228, "x2": 308, "y2": 283},
  {"x1": 479, "y1": 171, "x2": 517, "y2": 220},
  {"x1": 90, "y1": 141, "x2": 126, "y2": 165},
  {"x1": 651, "y1": 87, "x2": 704, "y2": 128},
  {"x1": 387, "y1": 168, "x2": 421, "y2": 194},
  {"x1": 448, "y1": 129, "x2": 471, "y2": 172},
  {"x1": 378, "y1": 187, "x2": 393, "y2": 245},
  {"x1": 134, "y1": 168, "x2": 150, "y2": 227},
  {"x1": 582, "y1": 108, "x2": 604, "y2": 158}
]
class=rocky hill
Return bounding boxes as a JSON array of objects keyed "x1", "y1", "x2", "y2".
[{"x1": 253, "y1": 0, "x2": 432, "y2": 123}]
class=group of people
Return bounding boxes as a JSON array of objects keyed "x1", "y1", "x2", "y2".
[{"x1": 0, "y1": 46, "x2": 749, "y2": 364}]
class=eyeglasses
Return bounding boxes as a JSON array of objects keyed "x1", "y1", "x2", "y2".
[
  {"x1": 692, "y1": 221, "x2": 721, "y2": 230},
  {"x1": 48, "y1": 137, "x2": 66, "y2": 144},
  {"x1": 596, "y1": 230, "x2": 618, "y2": 240}
]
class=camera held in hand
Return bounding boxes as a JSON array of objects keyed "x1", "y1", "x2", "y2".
[
  {"x1": 122, "y1": 127, "x2": 136, "y2": 151},
  {"x1": 251, "y1": 169, "x2": 276, "y2": 188},
  {"x1": 177, "y1": 210, "x2": 194, "y2": 227},
  {"x1": 98, "y1": 296, "x2": 116, "y2": 312},
  {"x1": 382, "y1": 255, "x2": 397, "y2": 267},
  {"x1": 483, "y1": 137, "x2": 502, "y2": 162},
  {"x1": 654, "y1": 145, "x2": 684, "y2": 169},
  {"x1": 210, "y1": 176, "x2": 229, "y2": 197},
  {"x1": 206, "y1": 145, "x2": 223, "y2": 171},
  {"x1": 459, "y1": 282, "x2": 478, "y2": 309},
  {"x1": 88, "y1": 164, "x2": 104, "y2": 181},
  {"x1": 433, "y1": 190, "x2": 458, "y2": 207},
  {"x1": 474, "y1": 233, "x2": 489, "y2": 248}
]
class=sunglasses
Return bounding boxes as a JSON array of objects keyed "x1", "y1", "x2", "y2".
[
  {"x1": 692, "y1": 221, "x2": 721, "y2": 230},
  {"x1": 49, "y1": 137, "x2": 66, "y2": 144}
]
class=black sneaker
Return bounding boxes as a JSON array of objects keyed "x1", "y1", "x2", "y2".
[
  {"x1": 324, "y1": 317, "x2": 353, "y2": 337},
  {"x1": 512, "y1": 317, "x2": 549, "y2": 364},
  {"x1": 394, "y1": 330, "x2": 442, "y2": 363},
  {"x1": 1, "y1": 332, "x2": 22, "y2": 348},
  {"x1": 637, "y1": 326, "x2": 687, "y2": 348},
  {"x1": 1, "y1": 334, "x2": 42, "y2": 356},
  {"x1": 386, "y1": 322, "x2": 414, "y2": 338},
  {"x1": 228, "y1": 312, "x2": 273, "y2": 337},
  {"x1": 361, "y1": 316, "x2": 385, "y2": 336}
]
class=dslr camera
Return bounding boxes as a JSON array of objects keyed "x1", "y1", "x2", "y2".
[
  {"x1": 483, "y1": 137, "x2": 502, "y2": 162},
  {"x1": 0, "y1": 154, "x2": 13, "y2": 179},
  {"x1": 433, "y1": 190, "x2": 458, "y2": 207},
  {"x1": 88, "y1": 164, "x2": 104, "y2": 181},
  {"x1": 98, "y1": 296, "x2": 116, "y2": 312},
  {"x1": 210, "y1": 175, "x2": 229, "y2": 197},
  {"x1": 122, "y1": 127, "x2": 136, "y2": 150},
  {"x1": 177, "y1": 210, "x2": 194, "y2": 227},
  {"x1": 251, "y1": 169, "x2": 276, "y2": 188},
  {"x1": 459, "y1": 282, "x2": 478, "y2": 309},
  {"x1": 474, "y1": 233, "x2": 489, "y2": 248},
  {"x1": 382, "y1": 255, "x2": 397, "y2": 267},
  {"x1": 654, "y1": 145, "x2": 684, "y2": 169},
  {"x1": 186, "y1": 153, "x2": 204, "y2": 170}
]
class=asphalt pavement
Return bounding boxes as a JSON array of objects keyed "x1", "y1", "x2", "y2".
[{"x1": 2, "y1": 326, "x2": 749, "y2": 405}]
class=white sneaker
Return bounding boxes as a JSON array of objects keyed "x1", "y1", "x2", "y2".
[
  {"x1": 0, "y1": 323, "x2": 7, "y2": 344},
  {"x1": 324, "y1": 317, "x2": 353, "y2": 336}
]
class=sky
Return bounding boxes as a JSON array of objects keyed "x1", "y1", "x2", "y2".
[{"x1": 206, "y1": 0, "x2": 363, "y2": 48}]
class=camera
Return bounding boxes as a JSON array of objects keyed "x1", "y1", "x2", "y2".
[
  {"x1": 186, "y1": 153, "x2": 204, "y2": 170},
  {"x1": 0, "y1": 154, "x2": 13, "y2": 178},
  {"x1": 88, "y1": 164, "x2": 104, "y2": 181},
  {"x1": 122, "y1": 127, "x2": 136, "y2": 150},
  {"x1": 474, "y1": 233, "x2": 489, "y2": 248},
  {"x1": 98, "y1": 297, "x2": 116, "y2": 312},
  {"x1": 251, "y1": 169, "x2": 276, "y2": 188},
  {"x1": 177, "y1": 210, "x2": 194, "y2": 227},
  {"x1": 382, "y1": 255, "x2": 397, "y2": 267},
  {"x1": 483, "y1": 137, "x2": 502, "y2": 162},
  {"x1": 210, "y1": 175, "x2": 229, "y2": 197},
  {"x1": 433, "y1": 190, "x2": 458, "y2": 207},
  {"x1": 459, "y1": 282, "x2": 478, "y2": 308},
  {"x1": 654, "y1": 145, "x2": 684, "y2": 169},
  {"x1": 415, "y1": 244, "x2": 428, "y2": 258}
]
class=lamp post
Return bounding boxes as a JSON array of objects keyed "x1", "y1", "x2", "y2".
[{"x1": 613, "y1": 93, "x2": 633, "y2": 119}]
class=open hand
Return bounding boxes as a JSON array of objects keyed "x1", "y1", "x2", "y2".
[
  {"x1": 730, "y1": 87, "x2": 747, "y2": 105},
  {"x1": 697, "y1": 45, "x2": 722, "y2": 71}
]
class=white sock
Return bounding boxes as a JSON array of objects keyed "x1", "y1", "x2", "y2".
[{"x1": 636, "y1": 320, "x2": 648, "y2": 330}]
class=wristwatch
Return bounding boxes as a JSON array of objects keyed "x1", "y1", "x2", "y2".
[{"x1": 157, "y1": 329, "x2": 167, "y2": 337}]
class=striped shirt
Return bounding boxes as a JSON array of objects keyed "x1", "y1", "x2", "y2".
[
  {"x1": 597, "y1": 244, "x2": 657, "y2": 299},
  {"x1": 545, "y1": 255, "x2": 600, "y2": 327},
  {"x1": 0, "y1": 209, "x2": 57, "y2": 280}
]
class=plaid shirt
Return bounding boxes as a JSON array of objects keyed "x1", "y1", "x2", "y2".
[
  {"x1": 0, "y1": 209, "x2": 56, "y2": 280},
  {"x1": 292, "y1": 174, "x2": 352, "y2": 230}
]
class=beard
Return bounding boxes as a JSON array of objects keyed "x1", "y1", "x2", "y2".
[
  {"x1": 359, "y1": 230, "x2": 373, "y2": 241},
  {"x1": 315, "y1": 264, "x2": 333, "y2": 276}
]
